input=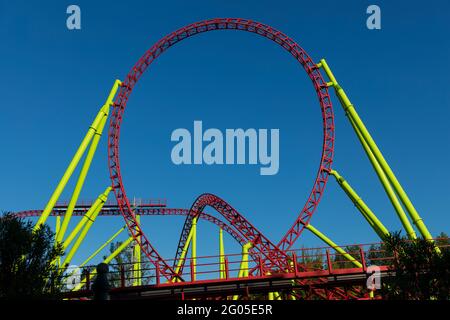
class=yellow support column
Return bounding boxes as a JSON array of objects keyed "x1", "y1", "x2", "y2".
[
  {"x1": 80, "y1": 226, "x2": 126, "y2": 267},
  {"x1": 62, "y1": 189, "x2": 108, "y2": 250},
  {"x1": 133, "y1": 215, "x2": 142, "y2": 286},
  {"x1": 219, "y1": 228, "x2": 225, "y2": 279},
  {"x1": 55, "y1": 216, "x2": 61, "y2": 266},
  {"x1": 233, "y1": 242, "x2": 253, "y2": 300},
  {"x1": 191, "y1": 218, "x2": 197, "y2": 281},
  {"x1": 36, "y1": 80, "x2": 121, "y2": 233},
  {"x1": 56, "y1": 80, "x2": 122, "y2": 242},
  {"x1": 304, "y1": 223, "x2": 362, "y2": 268},
  {"x1": 61, "y1": 187, "x2": 111, "y2": 267},
  {"x1": 73, "y1": 236, "x2": 134, "y2": 291},
  {"x1": 318, "y1": 59, "x2": 435, "y2": 245},
  {"x1": 347, "y1": 115, "x2": 417, "y2": 239},
  {"x1": 330, "y1": 170, "x2": 390, "y2": 239},
  {"x1": 173, "y1": 216, "x2": 199, "y2": 279}
]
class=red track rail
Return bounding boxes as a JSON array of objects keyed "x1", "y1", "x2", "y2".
[
  {"x1": 14, "y1": 207, "x2": 247, "y2": 246},
  {"x1": 174, "y1": 193, "x2": 291, "y2": 274},
  {"x1": 107, "y1": 18, "x2": 335, "y2": 281}
]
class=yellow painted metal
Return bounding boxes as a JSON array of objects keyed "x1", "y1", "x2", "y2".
[
  {"x1": 35, "y1": 80, "x2": 122, "y2": 232},
  {"x1": 304, "y1": 223, "x2": 362, "y2": 268},
  {"x1": 219, "y1": 228, "x2": 225, "y2": 279},
  {"x1": 238, "y1": 242, "x2": 252, "y2": 278},
  {"x1": 330, "y1": 170, "x2": 390, "y2": 239},
  {"x1": 347, "y1": 115, "x2": 417, "y2": 239},
  {"x1": 55, "y1": 216, "x2": 61, "y2": 236},
  {"x1": 133, "y1": 215, "x2": 142, "y2": 286},
  {"x1": 55, "y1": 216, "x2": 61, "y2": 266},
  {"x1": 174, "y1": 216, "x2": 199, "y2": 277},
  {"x1": 57, "y1": 80, "x2": 121, "y2": 242},
  {"x1": 191, "y1": 218, "x2": 197, "y2": 281},
  {"x1": 318, "y1": 59, "x2": 436, "y2": 245},
  {"x1": 80, "y1": 226, "x2": 126, "y2": 267},
  {"x1": 265, "y1": 271, "x2": 276, "y2": 300},
  {"x1": 232, "y1": 242, "x2": 253, "y2": 300},
  {"x1": 61, "y1": 187, "x2": 111, "y2": 267},
  {"x1": 62, "y1": 191, "x2": 106, "y2": 250},
  {"x1": 73, "y1": 235, "x2": 134, "y2": 291},
  {"x1": 103, "y1": 236, "x2": 134, "y2": 264}
]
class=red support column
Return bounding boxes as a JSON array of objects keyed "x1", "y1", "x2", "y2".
[
  {"x1": 224, "y1": 257, "x2": 229, "y2": 279},
  {"x1": 326, "y1": 249, "x2": 333, "y2": 275},
  {"x1": 292, "y1": 252, "x2": 298, "y2": 276},
  {"x1": 258, "y1": 255, "x2": 264, "y2": 277},
  {"x1": 359, "y1": 246, "x2": 367, "y2": 272},
  {"x1": 155, "y1": 263, "x2": 160, "y2": 286}
]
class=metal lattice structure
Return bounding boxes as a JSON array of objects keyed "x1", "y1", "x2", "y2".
[
  {"x1": 108, "y1": 18, "x2": 334, "y2": 281},
  {"x1": 21, "y1": 18, "x2": 440, "y2": 300}
]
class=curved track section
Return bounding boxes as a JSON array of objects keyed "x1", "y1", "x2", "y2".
[
  {"x1": 108, "y1": 18, "x2": 335, "y2": 279},
  {"x1": 174, "y1": 193, "x2": 290, "y2": 273}
]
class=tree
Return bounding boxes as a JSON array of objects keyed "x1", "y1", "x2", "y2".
[
  {"x1": 333, "y1": 245, "x2": 361, "y2": 269},
  {"x1": 0, "y1": 213, "x2": 65, "y2": 299},
  {"x1": 382, "y1": 232, "x2": 450, "y2": 300},
  {"x1": 367, "y1": 242, "x2": 391, "y2": 266},
  {"x1": 103, "y1": 241, "x2": 153, "y2": 287},
  {"x1": 435, "y1": 232, "x2": 450, "y2": 247},
  {"x1": 298, "y1": 247, "x2": 324, "y2": 270}
]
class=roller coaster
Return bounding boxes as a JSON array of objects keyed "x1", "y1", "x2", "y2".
[{"x1": 14, "y1": 18, "x2": 443, "y2": 300}]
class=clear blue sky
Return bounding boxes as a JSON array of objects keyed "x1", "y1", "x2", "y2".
[{"x1": 0, "y1": 0, "x2": 449, "y2": 266}]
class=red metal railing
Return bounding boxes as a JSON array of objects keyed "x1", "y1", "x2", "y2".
[
  {"x1": 62, "y1": 240, "x2": 449, "y2": 292},
  {"x1": 54, "y1": 198, "x2": 167, "y2": 208}
]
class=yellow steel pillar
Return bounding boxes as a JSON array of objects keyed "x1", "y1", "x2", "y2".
[
  {"x1": 318, "y1": 59, "x2": 435, "y2": 246},
  {"x1": 133, "y1": 215, "x2": 142, "y2": 286},
  {"x1": 55, "y1": 216, "x2": 61, "y2": 247},
  {"x1": 55, "y1": 216, "x2": 61, "y2": 266},
  {"x1": 80, "y1": 226, "x2": 126, "y2": 267},
  {"x1": 191, "y1": 218, "x2": 197, "y2": 281},
  {"x1": 73, "y1": 235, "x2": 134, "y2": 291},
  {"x1": 62, "y1": 188, "x2": 109, "y2": 251},
  {"x1": 266, "y1": 271, "x2": 276, "y2": 300},
  {"x1": 55, "y1": 216, "x2": 61, "y2": 236},
  {"x1": 238, "y1": 242, "x2": 252, "y2": 278},
  {"x1": 347, "y1": 115, "x2": 417, "y2": 239},
  {"x1": 304, "y1": 223, "x2": 362, "y2": 268},
  {"x1": 219, "y1": 228, "x2": 226, "y2": 279},
  {"x1": 330, "y1": 170, "x2": 390, "y2": 239},
  {"x1": 173, "y1": 216, "x2": 198, "y2": 278},
  {"x1": 232, "y1": 242, "x2": 253, "y2": 300},
  {"x1": 36, "y1": 80, "x2": 121, "y2": 233},
  {"x1": 103, "y1": 236, "x2": 134, "y2": 264},
  {"x1": 61, "y1": 187, "x2": 111, "y2": 267},
  {"x1": 56, "y1": 80, "x2": 121, "y2": 242}
]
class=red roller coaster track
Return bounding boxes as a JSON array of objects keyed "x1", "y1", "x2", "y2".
[{"x1": 107, "y1": 18, "x2": 335, "y2": 281}]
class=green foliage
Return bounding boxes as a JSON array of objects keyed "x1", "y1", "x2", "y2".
[
  {"x1": 0, "y1": 213, "x2": 65, "y2": 299},
  {"x1": 104, "y1": 241, "x2": 153, "y2": 287},
  {"x1": 332, "y1": 245, "x2": 361, "y2": 269},
  {"x1": 298, "y1": 247, "x2": 324, "y2": 270},
  {"x1": 367, "y1": 242, "x2": 391, "y2": 266},
  {"x1": 382, "y1": 231, "x2": 450, "y2": 300},
  {"x1": 435, "y1": 232, "x2": 450, "y2": 247}
]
